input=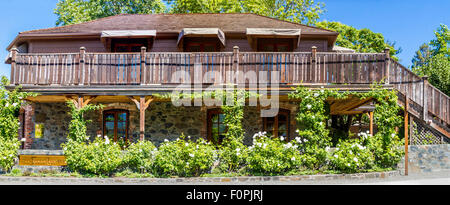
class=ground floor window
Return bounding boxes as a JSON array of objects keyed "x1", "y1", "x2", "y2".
[
  {"x1": 103, "y1": 109, "x2": 129, "y2": 142},
  {"x1": 263, "y1": 109, "x2": 290, "y2": 139},
  {"x1": 207, "y1": 109, "x2": 226, "y2": 144}
]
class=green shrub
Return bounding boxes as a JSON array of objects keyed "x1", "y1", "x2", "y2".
[
  {"x1": 0, "y1": 76, "x2": 35, "y2": 172},
  {"x1": 246, "y1": 132, "x2": 302, "y2": 175},
  {"x1": 152, "y1": 135, "x2": 215, "y2": 177},
  {"x1": 123, "y1": 140, "x2": 156, "y2": 173},
  {"x1": 0, "y1": 138, "x2": 20, "y2": 172},
  {"x1": 62, "y1": 136, "x2": 123, "y2": 175}
]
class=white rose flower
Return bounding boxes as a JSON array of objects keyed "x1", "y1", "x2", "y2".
[
  {"x1": 236, "y1": 148, "x2": 241, "y2": 152},
  {"x1": 164, "y1": 139, "x2": 169, "y2": 142},
  {"x1": 334, "y1": 154, "x2": 338, "y2": 158},
  {"x1": 353, "y1": 157, "x2": 358, "y2": 162},
  {"x1": 185, "y1": 143, "x2": 189, "y2": 146},
  {"x1": 306, "y1": 104, "x2": 312, "y2": 109},
  {"x1": 291, "y1": 157, "x2": 296, "y2": 161},
  {"x1": 314, "y1": 93, "x2": 319, "y2": 97},
  {"x1": 280, "y1": 136, "x2": 285, "y2": 141},
  {"x1": 189, "y1": 153, "x2": 194, "y2": 158}
]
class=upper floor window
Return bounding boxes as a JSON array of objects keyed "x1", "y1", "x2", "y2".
[
  {"x1": 111, "y1": 38, "x2": 150, "y2": 52},
  {"x1": 263, "y1": 109, "x2": 290, "y2": 139},
  {"x1": 183, "y1": 37, "x2": 220, "y2": 52},
  {"x1": 103, "y1": 109, "x2": 129, "y2": 142},
  {"x1": 257, "y1": 38, "x2": 293, "y2": 52},
  {"x1": 207, "y1": 109, "x2": 226, "y2": 144}
]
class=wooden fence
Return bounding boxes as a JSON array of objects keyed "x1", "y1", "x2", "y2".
[{"x1": 9, "y1": 48, "x2": 449, "y2": 126}]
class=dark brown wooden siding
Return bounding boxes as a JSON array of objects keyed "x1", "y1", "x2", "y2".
[
  {"x1": 28, "y1": 37, "x2": 327, "y2": 53},
  {"x1": 30, "y1": 39, "x2": 106, "y2": 53}
]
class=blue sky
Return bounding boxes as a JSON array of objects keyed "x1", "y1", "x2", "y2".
[{"x1": 0, "y1": 0, "x2": 448, "y2": 78}]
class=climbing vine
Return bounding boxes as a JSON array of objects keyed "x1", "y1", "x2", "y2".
[
  {"x1": 288, "y1": 86, "x2": 348, "y2": 169},
  {"x1": 0, "y1": 76, "x2": 36, "y2": 172}
]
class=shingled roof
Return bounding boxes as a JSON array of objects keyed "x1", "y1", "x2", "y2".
[
  {"x1": 7, "y1": 13, "x2": 338, "y2": 51},
  {"x1": 20, "y1": 13, "x2": 337, "y2": 35}
]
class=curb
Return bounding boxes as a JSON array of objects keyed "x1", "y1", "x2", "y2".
[{"x1": 0, "y1": 170, "x2": 400, "y2": 184}]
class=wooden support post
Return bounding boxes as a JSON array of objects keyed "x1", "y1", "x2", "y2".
[
  {"x1": 369, "y1": 111, "x2": 374, "y2": 136},
  {"x1": 404, "y1": 96, "x2": 409, "y2": 176},
  {"x1": 79, "y1": 47, "x2": 86, "y2": 85},
  {"x1": 422, "y1": 76, "x2": 428, "y2": 122},
  {"x1": 311, "y1": 46, "x2": 317, "y2": 82},
  {"x1": 10, "y1": 48, "x2": 18, "y2": 85},
  {"x1": 384, "y1": 48, "x2": 390, "y2": 84},
  {"x1": 139, "y1": 96, "x2": 146, "y2": 141},
  {"x1": 77, "y1": 95, "x2": 84, "y2": 109},
  {"x1": 233, "y1": 46, "x2": 240, "y2": 83}
]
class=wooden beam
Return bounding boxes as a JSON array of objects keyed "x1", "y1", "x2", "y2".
[
  {"x1": 82, "y1": 96, "x2": 97, "y2": 107},
  {"x1": 404, "y1": 96, "x2": 409, "y2": 176},
  {"x1": 128, "y1": 96, "x2": 155, "y2": 141},
  {"x1": 369, "y1": 111, "x2": 374, "y2": 136}
]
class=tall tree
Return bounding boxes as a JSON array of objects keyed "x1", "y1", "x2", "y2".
[
  {"x1": 55, "y1": 0, "x2": 166, "y2": 26},
  {"x1": 166, "y1": 0, "x2": 242, "y2": 13},
  {"x1": 316, "y1": 21, "x2": 401, "y2": 60},
  {"x1": 55, "y1": 0, "x2": 325, "y2": 26},
  {"x1": 411, "y1": 43, "x2": 432, "y2": 68},
  {"x1": 241, "y1": 0, "x2": 325, "y2": 25}
]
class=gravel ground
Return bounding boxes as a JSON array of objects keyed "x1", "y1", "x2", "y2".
[{"x1": 0, "y1": 171, "x2": 448, "y2": 185}]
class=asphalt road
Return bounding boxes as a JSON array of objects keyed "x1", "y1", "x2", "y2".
[{"x1": 1, "y1": 171, "x2": 448, "y2": 185}]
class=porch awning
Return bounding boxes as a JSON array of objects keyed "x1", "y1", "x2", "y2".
[
  {"x1": 246, "y1": 28, "x2": 301, "y2": 36},
  {"x1": 246, "y1": 28, "x2": 301, "y2": 49},
  {"x1": 177, "y1": 28, "x2": 226, "y2": 48},
  {"x1": 100, "y1": 30, "x2": 157, "y2": 38}
]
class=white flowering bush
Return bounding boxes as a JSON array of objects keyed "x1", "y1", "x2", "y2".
[
  {"x1": 152, "y1": 134, "x2": 215, "y2": 177},
  {"x1": 0, "y1": 138, "x2": 20, "y2": 172},
  {"x1": 289, "y1": 86, "x2": 347, "y2": 170},
  {"x1": 123, "y1": 140, "x2": 157, "y2": 173},
  {"x1": 329, "y1": 136, "x2": 375, "y2": 173},
  {"x1": 62, "y1": 136, "x2": 123, "y2": 175},
  {"x1": 0, "y1": 76, "x2": 35, "y2": 172},
  {"x1": 246, "y1": 132, "x2": 302, "y2": 175}
]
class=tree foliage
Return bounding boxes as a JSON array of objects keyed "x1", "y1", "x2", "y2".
[
  {"x1": 316, "y1": 21, "x2": 401, "y2": 60},
  {"x1": 55, "y1": 0, "x2": 325, "y2": 26},
  {"x1": 55, "y1": 0, "x2": 166, "y2": 26},
  {"x1": 0, "y1": 76, "x2": 36, "y2": 172}
]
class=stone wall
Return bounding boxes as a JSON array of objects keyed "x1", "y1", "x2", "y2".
[
  {"x1": 398, "y1": 144, "x2": 450, "y2": 174},
  {"x1": 27, "y1": 101, "x2": 299, "y2": 149}
]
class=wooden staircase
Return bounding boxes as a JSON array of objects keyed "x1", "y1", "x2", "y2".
[{"x1": 389, "y1": 59, "x2": 450, "y2": 140}]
